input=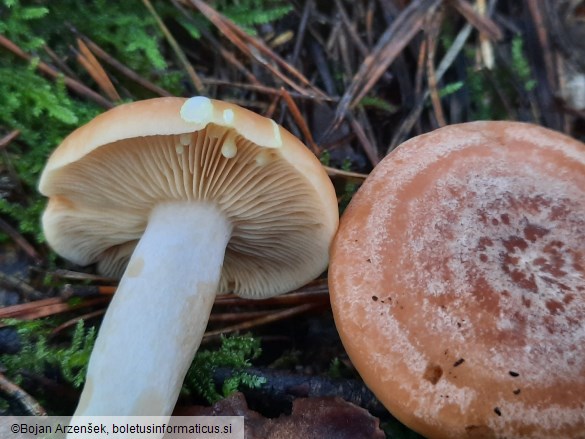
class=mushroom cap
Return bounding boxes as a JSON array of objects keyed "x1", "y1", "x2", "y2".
[
  {"x1": 329, "y1": 121, "x2": 585, "y2": 439},
  {"x1": 40, "y1": 97, "x2": 338, "y2": 298}
]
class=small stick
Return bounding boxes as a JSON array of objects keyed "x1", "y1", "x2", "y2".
[
  {"x1": 280, "y1": 88, "x2": 320, "y2": 154},
  {"x1": 426, "y1": 9, "x2": 447, "y2": 127},
  {"x1": 334, "y1": 0, "x2": 369, "y2": 58},
  {"x1": 476, "y1": 0, "x2": 494, "y2": 69},
  {"x1": 0, "y1": 130, "x2": 20, "y2": 150},
  {"x1": 348, "y1": 113, "x2": 379, "y2": 166},
  {"x1": 208, "y1": 310, "x2": 273, "y2": 324},
  {"x1": 78, "y1": 35, "x2": 172, "y2": 97},
  {"x1": 75, "y1": 39, "x2": 121, "y2": 101},
  {"x1": 203, "y1": 303, "x2": 320, "y2": 340},
  {"x1": 387, "y1": 22, "x2": 474, "y2": 152},
  {"x1": 43, "y1": 45, "x2": 79, "y2": 79},
  {"x1": 264, "y1": 93, "x2": 282, "y2": 120},
  {"x1": 45, "y1": 269, "x2": 117, "y2": 283},
  {"x1": 142, "y1": 0, "x2": 205, "y2": 94},
  {"x1": 0, "y1": 272, "x2": 44, "y2": 301},
  {"x1": 60, "y1": 284, "x2": 117, "y2": 298},
  {"x1": 0, "y1": 296, "x2": 110, "y2": 324},
  {"x1": 0, "y1": 35, "x2": 113, "y2": 109},
  {"x1": 200, "y1": 78, "x2": 337, "y2": 102},
  {"x1": 214, "y1": 290, "x2": 329, "y2": 307},
  {"x1": 0, "y1": 297, "x2": 64, "y2": 317},
  {"x1": 0, "y1": 217, "x2": 42, "y2": 264},
  {"x1": 331, "y1": 0, "x2": 442, "y2": 127},
  {"x1": 50, "y1": 309, "x2": 106, "y2": 336},
  {"x1": 0, "y1": 373, "x2": 46, "y2": 416},
  {"x1": 448, "y1": 0, "x2": 503, "y2": 41},
  {"x1": 188, "y1": 0, "x2": 326, "y2": 98},
  {"x1": 323, "y1": 166, "x2": 368, "y2": 181},
  {"x1": 291, "y1": 0, "x2": 313, "y2": 67}
]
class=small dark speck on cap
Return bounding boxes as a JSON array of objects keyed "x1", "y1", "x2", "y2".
[
  {"x1": 453, "y1": 358, "x2": 465, "y2": 367},
  {"x1": 494, "y1": 407, "x2": 502, "y2": 416}
]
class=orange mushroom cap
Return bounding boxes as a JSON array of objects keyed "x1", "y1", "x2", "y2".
[
  {"x1": 40, "y1": 97, "x2": 338, "y2": 298},
  {"x1": 330, "y1": 121, "x2": 585, "y2": 439}
]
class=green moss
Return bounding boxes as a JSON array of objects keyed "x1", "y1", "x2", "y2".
[
  {"x1": 184, "y1": 334, "x2": 265, "y2": 403},
  {"x1": 511, "y1": 35, "x2": 536, "y2": 92},
  {"x1": 0, "y1": 63, "x2": 100, "y2": 241},
  {"x1": 0, "y1": 319, "x2": 96, "y2": 388},
  {"x1": 1, "y1": 318, "x2": 265, "y2": 409},
  {"x1": 339, "y1": 157, "x2": 359, "y2": 213},
  {"x1": 359, "y1": 96, "x2": 399, "y2": 114},
  {"x1": 0, "y1": 0, "x2": 296, "y2": 245},
  {"x1": 216, "y1": 0, "x2": 292, "y2": 29}
]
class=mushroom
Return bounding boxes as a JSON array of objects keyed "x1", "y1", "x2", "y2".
[
  {"x1": 329, "y1": 121, "x2": 585, "y2": 438},
  {"x1": 39, "y1": 96, "x2": 338, "y2": 416}
]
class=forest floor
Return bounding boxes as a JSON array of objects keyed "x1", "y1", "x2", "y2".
[{"x1": 0, "y1": 1, "x2": 584, "y2": 437}]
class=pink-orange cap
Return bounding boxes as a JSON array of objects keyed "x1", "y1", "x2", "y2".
[{"x1": 330, "y1": 121, "x2": 585, "y2": 438}]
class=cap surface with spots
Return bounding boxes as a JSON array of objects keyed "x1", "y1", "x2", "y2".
[{"x1": 330, "y1": 121, "x2": 585, "y2": 439}]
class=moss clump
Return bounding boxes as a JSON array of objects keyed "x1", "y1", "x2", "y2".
[
  {"x1": 0, "y1": 318, "x2": 96, "y2": 389},
  {"x1": 0, "y1": 318, "x2": 264, "y2": 410},
  {"x1": 184, "y1": 334, "x2": 266, "y2": 403},
  {"x1": 0, "y1": 0, "x2": 293, "y2": 243}
]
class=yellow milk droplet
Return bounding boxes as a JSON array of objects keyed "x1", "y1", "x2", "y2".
[
  {"x1": 221, "y1": 139, "x2": 237, "y2": 159},
  {"x1": 179, "y1": 133, "x2": 191, "y2": 146},
  {"x1": 223, "y1": 109, "x2": 234, "y2": 124},
  {"x1": 255, "y1": 150, "x2": 271, "y2": 166},
  {"x1": 180, "y1": 96, "x2": 213, "y2": 123}
]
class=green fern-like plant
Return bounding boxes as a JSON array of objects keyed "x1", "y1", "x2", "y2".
[
  {"x1": 177, "y1": 0, "x2": 293, "y2": 38},
  {"x1": 56, "y1": 321, "x2": 96, "y2": 388},
  {"x1": 0, "y1": 63, "x2": 100, "y2": 241},
  {"x1": 0, "y1": 0, "x2": 49, "y2": 50},
  {"x1": 0, "y1": 0, "x2": 297, "y2": 245},
  {"x1": 0, "y1": 318, "x2": 264, "y2": 410},
  {"x1": 0, "y1": 318, "x2": 96, "y2": 388},
  {"x1": 339, "y1": 158, "x2": 359, "y2": 213},
  {"x1": 511, "y1": 35, "x2": 536, "y2": 92},
  {"x1": 184, "y1": 334, "x2": 265, "y2": 403},
  {"x1": 215, "y1": 0, "x2": 293, "y2": 29}
]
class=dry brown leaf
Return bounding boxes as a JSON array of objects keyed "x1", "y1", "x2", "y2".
[{"x1": 177, "y1": 392, "x2": 385, "y2": 439}]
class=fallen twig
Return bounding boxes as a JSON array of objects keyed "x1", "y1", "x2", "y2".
[
  {"x1": 0, "y1": 272, "x2": 44, "y2": 301},
  {"x1": 0, "y1": 373, "x2": 46, "y2": 416},
  {"x1": 203, "y1": 303, "x2": 322, "y2": 341},
  {"x1": 75, "y1": 39, "x2": 121, "y2": 102},
  {"x1": 0, "y1": 35, "x2": 113, "y2": 109},
  {"x1": 77, "y1": 35, "x2": 172, "y2": 97},
  {"x1": 0, "y1": 296, "x2": 110, "y2": 324},
  {"x1": 279, "y1": 88, "x2": 320, "y2": 154},
  {"x1": 388, "y1": 21, "x2": 474, "y2": 152},
  {"x1": 142, "y1": 0, "x2": 205, "y2": 94},
  {"x1": 332, "y1": 0, "x2": 442, "y2": 126},
  {"x1": 0, "y1": 217, "x2": 42, "y2": 265},
  {"x1": 0, "y1": 130, "x2": 20, "y2": 150},
  {"x1": 187, "y1": 0, "x2": 327, "y2": 98}
]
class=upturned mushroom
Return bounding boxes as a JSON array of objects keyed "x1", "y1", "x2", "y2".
[
  {"x1": 39, "y1": 96, "x2": 338, "y2": 416},
  {"x1": 330, "y1": 121, "x2": 585, "y2": 438}
]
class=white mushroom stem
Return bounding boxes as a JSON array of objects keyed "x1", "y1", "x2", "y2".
[{"x1": 74, "y1": 202, "x2": 232, "y2": 416}]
